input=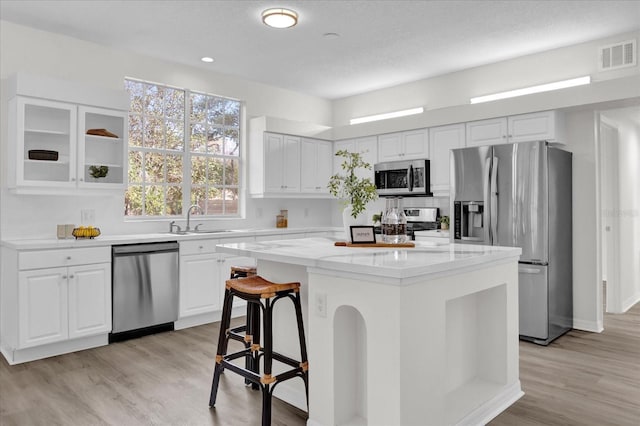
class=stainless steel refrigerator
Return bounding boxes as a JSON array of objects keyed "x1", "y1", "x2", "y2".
[{"x1": 450, "y1": 141, "x2": 572, "y2": 345}]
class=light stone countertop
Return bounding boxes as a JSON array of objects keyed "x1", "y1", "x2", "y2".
[
  {"x1": 216, "y1": 237, "x2": 521, "y2": 282},
  {"x1": 0, "y1": 227, "x2": 341, "y2": 250}
]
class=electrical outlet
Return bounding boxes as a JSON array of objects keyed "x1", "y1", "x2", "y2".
[
  {"x1": 314, "y1": 292, "x2": 327, "y2": 318},
  {"x1": 304, "y1": 208, "x2": 309, "y2": 218},
  {"x1": 256, "y1": 208, "x2": 263, "y2": 218},
  {"x1": 81, "y1": 209, "x2": 95, "y2": 225}
]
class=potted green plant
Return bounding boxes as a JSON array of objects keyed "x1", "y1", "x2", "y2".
[
  {"x1": 328, "y1": 150, "x2": 378, "y2": 237},
  {"x1": 440, "y1": 215, "x2": 450, "y2": 230}
]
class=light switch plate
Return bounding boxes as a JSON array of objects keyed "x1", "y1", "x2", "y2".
[{"x1": 314, "y1": 292, "x2": 327, "y2": 318}]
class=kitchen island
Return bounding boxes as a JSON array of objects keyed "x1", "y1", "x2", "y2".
[{"x1": 215, "y1": 237, "x2": 523, "y2": 426}]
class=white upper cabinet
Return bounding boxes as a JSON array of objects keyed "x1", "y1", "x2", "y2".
[
  {"x1": 77, "y1": 106, "x2": 127, "y2": 188},
  {"x1": 10, "y1": 98, "x2": 78, "y2": 188},
  {"x1": 6, "y1": 74, "x2": 129, "y2": 193},
  {"x1": 301, "y1": 138, "x2": 333, "y2": 194},
  {"x1": 466, "y1": 111, "x2": 564, "y2": 146},
  {"x1": 263, "y1": 133, "x2": 301, "y2": 194},
  {"x1": 429, "y1": 123, "x2": 465, "y2": 196},
  {"x1": 378, "y1": 129, "x2": 429, "y2": 162}
]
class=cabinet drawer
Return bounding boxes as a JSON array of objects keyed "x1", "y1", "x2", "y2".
[
  {"x1": 19, "y1": 246, "x2": 110, "y2": 270},
  {"x1": 180, "y1": 239, "x2": 219, "y2": 256}
]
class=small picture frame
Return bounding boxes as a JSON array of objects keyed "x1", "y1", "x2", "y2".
[{"x1": 350, "y1": 226, "x2": 376, "y2": 244}]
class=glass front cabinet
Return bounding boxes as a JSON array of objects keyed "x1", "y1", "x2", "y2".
[{"x1": 8, "y1": 96, "x2": 128, "y2": 192}]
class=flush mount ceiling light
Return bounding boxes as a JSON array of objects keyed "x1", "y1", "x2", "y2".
[
  {"x1": 349, "y1": 107, "x2": 424, "y2": 125},
  {"x1": 262, "y1": 8, "x2": 298, "y2": 29},
  {"x1": 470, "y1": 76, "x2": 591, "y2": 104},
  {"x1": 201, "y1": 57, "x2": 214, "y2": 63}
]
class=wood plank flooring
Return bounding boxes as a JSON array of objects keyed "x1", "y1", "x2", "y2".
[{"x1": 1, "y1": 305, "x2": 639, "y2": 425}]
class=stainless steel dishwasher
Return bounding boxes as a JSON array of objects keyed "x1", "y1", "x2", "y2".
[{"x1": 110, "y1": 241, "x2": 179, "y2": 342}]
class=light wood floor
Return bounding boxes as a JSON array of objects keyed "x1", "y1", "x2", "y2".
[{"x1": 1, "y1": 305, "x2": 639, "y2": 425}]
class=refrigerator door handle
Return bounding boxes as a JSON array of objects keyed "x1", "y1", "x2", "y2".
[
  {"x1": 490, "y1": 156, "x2": 499, "y2": 245},
  {"x1": 483, "y1": 156, "x2": 492, "y2": 244}
]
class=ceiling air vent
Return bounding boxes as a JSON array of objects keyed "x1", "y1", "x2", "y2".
[{"x1": 599, "y1": 39, "x2": 636, "y2": 71}]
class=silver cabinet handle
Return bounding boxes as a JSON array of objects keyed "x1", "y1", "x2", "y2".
[
  {"x1": 520, "y1": 267, "x2": 541, "y2": 274},
  {"x1": 199, "y1": 245, "x2": 203, "y2": 249},
  {"x1": 69, "y1": 274, "x2": 75, "y2": 279},
  {"x1": 62, "y1": 275, "x2": 67, "y2": 279},
  {"x1": 66, "y1": 256, "x2": 72, "y2": 260},
  {"x1": 71, "y1": 177, "x2": 76, "y2": 181},
  {"x1": 80, "y1": 178, "x2": 84, "y2": 181}
]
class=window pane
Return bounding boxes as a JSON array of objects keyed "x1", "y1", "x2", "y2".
[
  {"x1": 190, "y1": 93, "x2": 206, "y2": 123},
  {"x1": 208, "y1": 127, "x2": 223, "y2": 154},
  {"x1": 129, "y1": 114, "x2": 143, "y2": 147},
  {"x1": 143, "y1": 116, "x2": 165, "y2": 149},
  {"x1": 125, "y1": 80, "x2": 145, "y2": 114},
  {"x1": 128, "y1": 151, "x2": 143, "y2": 183},
  {"x1": 166, "y1": 186, "x2": 183, "y2": 216},
  {"x1": 224, "y1": 128, "x2": 239, "y2": 155},
  {"x1": 191, "y1": 123, "x2": 206, "y2": 153},
  {"x1": 191, "y1": 187, "x2": 206, "y2": 206},
  {"x1": 224, "y1": 100, "x2": 240, "y2": 127},
  {"x1": 224, "y1": 188, "x2": 239, "y2": 215},
  {"x1": 208, "y1": 97, "x2": 225, "y2": 126},
  {"x1": 208, "y1": 157, "x2": 223, "y2": 185},
  {"x1": 145, "y1": 152, "x2": 165, "y2": 183},
  {"x1": 166, "y1": 154, "x2": 183, "y2": 183},
  {"x1": 206, "y1": 187, "x2": 223, "y2": 215},
  {"x1": 166, "y1": 119, "x2": 184, "y2": 151},
  {"x1": 164, "y1": 87, "x2": 184, "y2": 121},
  {"x1": 224, "y1": 158, "x2": 239, "y2": 185},
  {"x1": 145, "y1": 186, "x2": 165, "y2": 216},
  {"x1": 125, "y1": 185, "x2": 143, "y2": 216},
  {"x1": 191, "y1": 155, "x2": 206, "y2": 184},
  {"x1": 145, "y1": 84, "x2": 164, "y2": 116}
]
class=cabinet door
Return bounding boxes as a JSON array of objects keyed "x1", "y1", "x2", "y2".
[
  {"x1": 68, "y1": 263, "x2": 111, "y2": 339},
  {"x1": 466, "y1": 118, "x2": 508, "y2": 146},
  {"x1": 508, "y1": 111, "x2": 557, "y2": 143},
  {"x1": 402, "y1": 129, "x2": 429, "y2": 159},
  {"x1": 18, "y1": 267, "x2": 69, "y2": 348},
  {"x1": 377, "y1": 133, "x2": 403, "y2": 161},
  {"x1": 264, "y1": 133, "x2": 285, "y2": 192},
  {"x1": 300, "y1": 138, "x2": 318, "y2": 192},
  {"x1": 14, "y1": 97, "x2": 77, "y2": 188},
  {"x1": 429, "y1": 124, "x2": 465, "y2": 195},
  {"x1": 281, "y1": 135, "x2": 301, "y2": 192},
  {"x1": 355, "y1": 136, "x2": 378, "y2": 181},
  {"x1": 179, "y1": 254, "x2": 221, "y2": 317},
  {"x1": 78, "y1": 106, "x2": 128, "y2": 188},
  {"x1": 315, "y1": 141, "x2": 333, "y2": 193}
]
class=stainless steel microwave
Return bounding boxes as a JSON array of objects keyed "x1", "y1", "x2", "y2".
[{"x1": 374, "y1": 159, "x2": 432, "y2": 196}]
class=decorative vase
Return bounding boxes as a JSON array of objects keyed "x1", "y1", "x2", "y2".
[{"x1": 343, "y1": 204, "x2": 367, "y2": 241}]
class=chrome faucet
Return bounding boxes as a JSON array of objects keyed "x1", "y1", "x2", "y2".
[{"x1": 186, "y1": 204, "x2": 203, "y2": 231}]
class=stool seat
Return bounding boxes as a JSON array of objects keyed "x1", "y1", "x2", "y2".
[{"x1": 226, "y1": 275, "x2": 300, "y2": 298}]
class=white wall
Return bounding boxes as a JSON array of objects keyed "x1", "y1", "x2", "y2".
[
  {"x1": 601, "y1": 108, "x2": 640, "y2": 311},
  {"x1": 0, "y1": 21, "x2": 335, "y2": 238}
]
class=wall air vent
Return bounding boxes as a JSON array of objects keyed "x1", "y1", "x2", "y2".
[{"x1": 599, "y1": 39, "x2": 636, "y2": 71}]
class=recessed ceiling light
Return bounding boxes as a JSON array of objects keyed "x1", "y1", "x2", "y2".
[
  {"x1": 262, "y1": 8, "x2": 298, "y2": 29},
  {"x1": 201, "y1": 57, "x2": 214, "y2": 63}
]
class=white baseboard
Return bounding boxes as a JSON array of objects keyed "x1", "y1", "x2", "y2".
[
  {"x1": 174, "y1": 306, "x2": 246, "y2": 330},
  {"x1": 455, "y1": 381, "x2": 524, "y2": 426},
  {"x1": 622, "y1": 291, "x2": 640, "y2": 313},
  {"x1": 573, "y1": 318, "x2": 604, "y2": 333},
  {"x1": 1, "y1": 334, "x2": 108, "y2": 365}
]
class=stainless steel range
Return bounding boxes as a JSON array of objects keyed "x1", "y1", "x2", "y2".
[{"x1": 375, "y1": 207, "x2": 439, "y2": 240}]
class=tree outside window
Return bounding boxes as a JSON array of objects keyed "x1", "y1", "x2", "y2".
[{"x1": 124, "y1": 79, "x2": 241, "y2": 217}]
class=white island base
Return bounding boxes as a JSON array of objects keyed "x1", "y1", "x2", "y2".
[{"x1": 216, "y1": 238, "x2": 523, "y2": 426}]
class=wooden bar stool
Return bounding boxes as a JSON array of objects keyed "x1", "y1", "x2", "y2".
[
  {"x1": 209, "y1": 275, "x2": 309, "y2": 426},
  {"x1": 229, "y1": 265, "x2": 257, "y2": 279}
]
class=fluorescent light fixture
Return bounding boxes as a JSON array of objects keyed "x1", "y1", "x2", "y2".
[
  {"x1": 470, "y1": 76, "x2": 591, "y2": 104},
  {"x1": 350, "y1": 107, "x2": 424, "y2": 125},
  {"x1": 262, "y1": 8, "x2": 298, "y2": 28},
  {"x1": 201, "y1": 57, "x2": 214, "y2": 63}
]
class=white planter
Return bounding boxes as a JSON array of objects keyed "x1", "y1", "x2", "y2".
[{"x1": 342, "y1": 205, "x2": 367, "y2": 241}]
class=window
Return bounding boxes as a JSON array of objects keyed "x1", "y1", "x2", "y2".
[{"x1": 124, "y1": 79, "x2": 241, "y2": 217}]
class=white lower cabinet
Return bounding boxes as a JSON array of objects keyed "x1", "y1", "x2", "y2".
[{"x1": 4, "y1": 246, "x2": 111, "y2": 358}]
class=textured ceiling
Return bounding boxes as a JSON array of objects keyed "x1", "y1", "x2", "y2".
[{"x1": 1, "y1": 0, "x2": 639, "y2": 100}]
